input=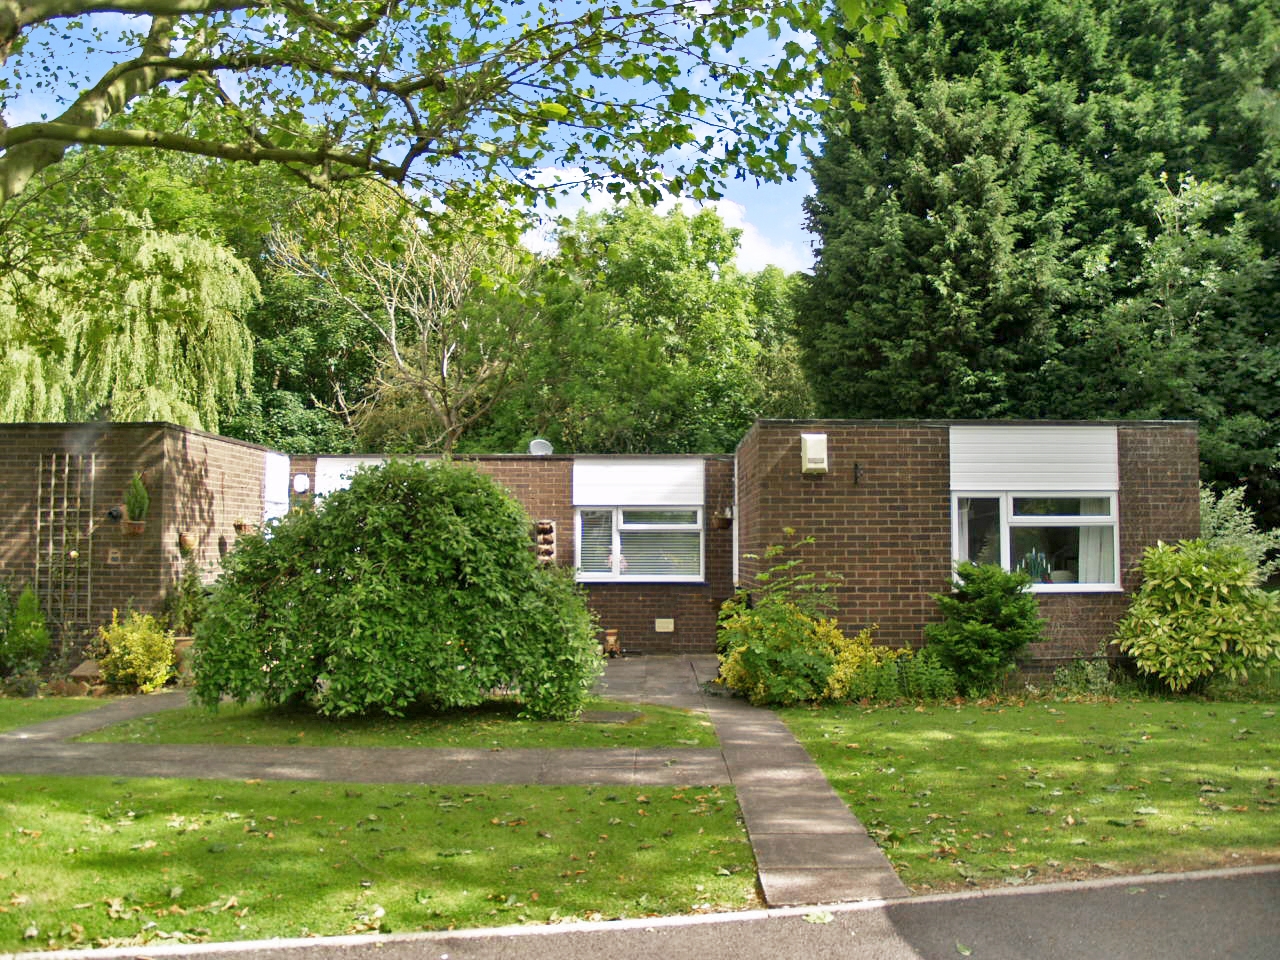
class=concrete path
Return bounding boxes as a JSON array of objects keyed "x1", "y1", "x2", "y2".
[
  {"x1": 599, "y1": 656, "x2": 908, "y2": 905},
  {"x1": 0, "y1": 657, "x2": 907, "y2": 908}
]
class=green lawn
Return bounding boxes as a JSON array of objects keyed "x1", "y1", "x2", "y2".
[
  {"x1": 0, "y1": 776, "x2": 753, "y2": 951},
  {"x1": 782, "y1": 698, "x2": 1280, "y2": 892},
  {"x1": 77, "y1": 698, "x2": 717, "y2": 749},
  {"x1": 0, "y1": 698, "x2": 103, "y2": 733}
]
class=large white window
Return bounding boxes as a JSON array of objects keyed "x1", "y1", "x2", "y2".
[
  {"x1": 950, "y1": 425, "x2": 1121, "y2": 592},
  {"x1": 954, "y1": 493, "x2": 1120, "y2": 591},
  {"x1": 573, "y1": 457, "x2": 705, "y2": 583},
  {"x1": 576, "y1": 507, "x2": 704, "y2": 581}
]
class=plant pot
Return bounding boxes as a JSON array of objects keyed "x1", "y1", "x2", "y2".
[
  {"x1": 232, "y1": 520, "x2": 252, "y2": 535},
  {"x1": 123, "y1": 519, "x2": 146, "y2": 536},
  {"x1": 178, "y1": 532, "x2": 197, "y2": 554}
]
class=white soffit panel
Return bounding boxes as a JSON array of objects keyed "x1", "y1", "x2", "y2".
[
  {"x1": 950, "y1": 425, "x2": 1118, "y2": 491},
  {"x1": 573, "y1": 457, "x2": 705, "y2": 506},
  {"x1": 314, "y1": 456, "x2": 392, "y2": 496}
]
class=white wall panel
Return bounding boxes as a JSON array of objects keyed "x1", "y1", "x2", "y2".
[
  {"x1": 573, "y1": 457, "x2": 705, "y2": 506},
  {"x1": 950, "y1": 426, "x2": 1118, "y2": 491},
  {"x1": 262, "y1": 451, "x2": 292, "y2": 521},
  {"x1": 314, "y1": 456, "x2": 392, "y2": 496}
]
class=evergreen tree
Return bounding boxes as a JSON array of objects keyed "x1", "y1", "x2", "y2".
[{"x1": 800, "y1": 0, "x2": 1280, "y2": 519}]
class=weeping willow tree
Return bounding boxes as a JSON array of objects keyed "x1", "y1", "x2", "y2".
[{"x1": 0, "y1": 210, "x2": 258, "y2": 429}]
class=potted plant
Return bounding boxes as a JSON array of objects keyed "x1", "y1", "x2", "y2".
[{"x1": 123, "y1": 472, "x2": 150, "y2": 535}]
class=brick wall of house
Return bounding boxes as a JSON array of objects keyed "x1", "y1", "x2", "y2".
[
  {"x1": 0, "y1": 423, "x2": 277, "y2": 658},
  {"x1": 163, "y1": 427, "x2": 273, "y2": 608},
  {"x1": 735, "y1": 421, "x2": 954, "y2": 648},
  {"x1": 0, "y1": 423, "x2": 168, "y2": 653},
  {"x1": 737, "y1": 419, "x2": 1202, "y2": 670},
  {"x1": 1029, "y1": 421, "x2": 1201, "y2": 671},
  {"x1": 585, "y1": 456, "x2": 736, "y2": 655}
]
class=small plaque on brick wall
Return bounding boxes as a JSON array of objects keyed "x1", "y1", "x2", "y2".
[{"x1": 654, "y1": 618, "x2": 675, "y2": 633}]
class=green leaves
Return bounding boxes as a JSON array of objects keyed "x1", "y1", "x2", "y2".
[
  {"x1": 0, "y1": 0, "x2": 904, "y2": 212},
  {"x1": 194, "y1": 460, "x2": 601, "y2": 719},
  {"x1": 924, "y1": 563, "x2": 1045, "y2": 696},
  {"x1": 1113, "y1": 540, "x2": 1280, "y2": 693}
]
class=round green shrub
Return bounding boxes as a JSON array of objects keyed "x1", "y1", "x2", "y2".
[
  {"x1": 193, "y1": 460, "x2": 601, "y2": 719},
  {"x1": 1114, "y1": 539, "x2": 1280, "y2": 693},
  {"x1": 923, "y1": 562, "x2": 1045, "y2": 695}
]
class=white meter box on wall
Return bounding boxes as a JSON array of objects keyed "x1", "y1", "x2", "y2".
[{"x1": 800, "y1": 433, "x2": 829, "y2": 474}]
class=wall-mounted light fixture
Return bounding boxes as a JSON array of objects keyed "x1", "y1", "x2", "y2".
[{"x1": 292, "y1": 473, "x2": 310, "y2": 494}]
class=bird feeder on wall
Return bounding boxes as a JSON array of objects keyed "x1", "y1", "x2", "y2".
[{"x1": 800, "y1": 433, "x2": 829, "y2": 474}]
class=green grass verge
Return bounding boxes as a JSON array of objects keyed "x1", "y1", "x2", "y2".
[
  {"x1": 77, "y1": 698, "x2": 717, "y2": 749},
  {"x1": 0, "y1": 698, "x2": 103, "y2": 733},
  {"x1": 0, "y1": 776, "x2": 753, "y2": 951},
  {"x1": 782, "y1": 698, "x2": 1280, "y2": 892}
]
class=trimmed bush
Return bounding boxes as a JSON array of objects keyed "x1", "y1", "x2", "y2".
[
  {"x1": 0, "y1": 585, "x2": 50, "y2": 677},
  {"x1": 1114, "y1": 539, "x2": 1280, "y2": 693},
  {"x1": 193, "y1": 460, "x2": 601, "y2": 719},
  {"x1": 825, "y1": 625, "x2": 905, "y2": 701},
  {"x1": 95, "y1": 609, "x2": 175, "y2": 692},
  {"x1": 924, "y1": 562, "x2": 1045, "y2": 695}
]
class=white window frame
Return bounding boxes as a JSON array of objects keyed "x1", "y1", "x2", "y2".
[
  {"x1": 951, "y1": 491, "x2": 1121, "y2": 593},
  {"x1": 575, "y1": 506, "x2": 705, "y2": 583}
]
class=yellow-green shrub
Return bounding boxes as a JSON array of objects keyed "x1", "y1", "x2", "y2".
[
  {"x1": 824, "y1": 625, "x2": 903, "y2": 700},
  {"x1": 95, "y1": 609, "x2": 174, "y2": 693}
]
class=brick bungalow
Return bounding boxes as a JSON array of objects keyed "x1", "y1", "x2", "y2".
[{"x1": 0, "y1": 419, "x2": 1199, "y2": 671}]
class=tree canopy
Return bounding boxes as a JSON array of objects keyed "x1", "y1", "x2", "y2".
[
  {"x1": 799, "y1": 0, "x2": 1280, "y2": 520},
  {"x1": 466, "y1": 201, "x2": 815, "y2": 454},
  {"x1": 0, "y1": 0, "x2": 906, "y2": 211}
]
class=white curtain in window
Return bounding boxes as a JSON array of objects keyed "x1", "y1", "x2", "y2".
[{"x1": 1078, "y1": 526, "x2": 1112, "y2": 583}]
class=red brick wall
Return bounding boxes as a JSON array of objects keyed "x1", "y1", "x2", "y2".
[
  {"x1": 585, "y1": 457, "x2": 736, "y2": 654},
  {"x1": 0, "y1": 422, "x2": 277, "y2": 657},
  {"x1": 1031, "y1": 422, "x2": 1201, "y2": 669},
  {"x1": 736, "y1": 420, "x2": 1202, "y2": 669},
  {"x1": 163, "y1": 427, "x2": 273, "y2": 605},
  {"x1": 736, "y1": 421, "x2": 953, "y2": 648}
]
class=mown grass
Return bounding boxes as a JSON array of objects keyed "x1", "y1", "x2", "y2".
[
  {"x1": 77, "y1": 698, "x2": 717, "y2": 749},
  {"x1": 0, "y1": 698, "x2": 103, "y2": 733},
  {"x1": 782, "y1": 698, "x2": 1280, "y2": 892},
  {"x1": 0, "y1": 776, "x2": 753, "y2": 952}
]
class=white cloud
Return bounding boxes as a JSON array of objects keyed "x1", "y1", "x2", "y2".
[{"x1": 520, "y1": 169, "x2": 812, "y2": 273}]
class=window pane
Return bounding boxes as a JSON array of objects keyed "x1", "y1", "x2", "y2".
[
  {"x1": 620, "y1": 509, "x2": 699, "y2": 526},
  {"x1": 619, "y1": 530, "x2": 701, "y2": 577},
  {"x1": 578, "y1": 510, "x2": 613, "y2": 573},
  {"x1": 1012, "y1": 525, "x2": 1115, "y2": 584},
  {"x1": 957, "y1": 497, "x2": 1001, "y2": 565},
  {"x1": 1012, "y1": 497, "x2": 1111, "y2": 517}
]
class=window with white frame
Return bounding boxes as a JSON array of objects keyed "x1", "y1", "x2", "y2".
[
  {"x1": 954, "y1": 493, "x2": 1119, "y2": 590},
  {"x1": 576, "y1": 507, "x2": 703, "y2": 581},
  {"x1": 573, "y1": 458, "x2": 705, "y2": 583},
  {"x1": 950, "y1": 425, "x2": 1121, "y2": 591}
]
